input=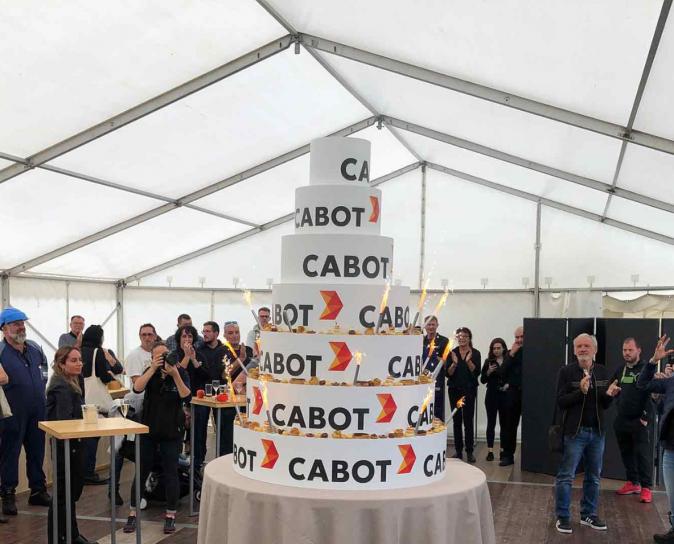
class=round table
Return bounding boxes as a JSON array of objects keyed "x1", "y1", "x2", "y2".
[{"x1": 197, "y1": 455, "x2": 495, "y2": 544}]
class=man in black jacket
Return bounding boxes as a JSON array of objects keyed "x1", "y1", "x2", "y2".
[
  {"x1": 611, "y1": 337, "x2": 653, "y2": 503},
  {"x1": 554, "y1": 333, "x2": 619, "y2": 534}
]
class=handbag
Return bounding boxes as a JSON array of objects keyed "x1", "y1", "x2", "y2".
[
  {"x1": 84, "y1": 348, "x2": 114, "y2": 415},
  {"x1": 547, "y1": 373, "x2": 566, "y2": 453},
  {"x1": 0, "y1": 386, "x2": 11, "y2": 420}
]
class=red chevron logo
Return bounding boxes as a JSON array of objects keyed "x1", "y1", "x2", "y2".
[
  {"x1": 369, "y1": 196, "x2": 380, "y2": 223},
  {"x1": 260, "y1": 439, "x2": 279, "y2": 469},
  {"x1": 376, "y1": 393, "x2": 397, "y2": 423},
  {"x1": 328, "y1": 341, "x2": 352, "y2": 371},
  {"x1": 252, "y1": 386, "x2": 263, "y2": 415},
  {"x1": 319, "y1": 290, "x2": 343, "y2": 320},
  {"x1": 397, "y1": 444, "x2": 416, "y2": 474}
]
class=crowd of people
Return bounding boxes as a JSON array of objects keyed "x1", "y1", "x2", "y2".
[{"x1": 1, "y1": 305, "x2": 674, "y2": 543}]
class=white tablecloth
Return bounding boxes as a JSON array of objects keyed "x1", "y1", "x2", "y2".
[{"x1": 198, "y1": 455, "x2": 495, "y2": 544}]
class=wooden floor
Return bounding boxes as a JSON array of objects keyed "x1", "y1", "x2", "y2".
[{"x1": 0, "y1": 439, "x2": 669, "y2": 543}]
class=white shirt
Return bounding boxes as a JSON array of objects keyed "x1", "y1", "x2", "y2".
[{"x1": 125, "y1": 346, "x2": 152, "y2": 380}]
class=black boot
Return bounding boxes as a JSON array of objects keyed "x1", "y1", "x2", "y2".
[
  {"x1": 28, "y1": 488, "x2": 51, "y2": 507},
  {"x1": 1, "y1": 489, "x2": 17, "y2": 516},
  {"x1": 654, "y1": 527, "x2": 674, "y2": 543}
]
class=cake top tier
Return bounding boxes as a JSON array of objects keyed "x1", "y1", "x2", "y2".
[{"x1": 310, "y1": 137, "x2": 371, "y2": 187}]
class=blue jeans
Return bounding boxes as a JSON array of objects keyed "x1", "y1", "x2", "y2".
[
  {"x1": 555, "y1": 427, "x2": 605, "y2": 519},
  {"x1": 662, "y1": 449, "x2": 674, "y2": 527}
]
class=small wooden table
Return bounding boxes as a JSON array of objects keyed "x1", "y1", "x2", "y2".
[
  {"x1": 39, "y1": 418, "x2": 149, "y2": 544},
  {"x1": 189, "y1": 395, "x2": 246, "y2": 516}
]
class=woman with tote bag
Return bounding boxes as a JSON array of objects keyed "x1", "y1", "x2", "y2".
[{"x1": 81, "y1": 325, "x2": 123, "y2": 485}]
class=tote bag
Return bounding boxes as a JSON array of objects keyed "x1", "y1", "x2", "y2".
[{"x1": 84, "y1": 348, "x2": 114, "y2": 415}]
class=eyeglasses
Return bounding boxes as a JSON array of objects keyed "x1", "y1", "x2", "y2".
[{"x1": 224, "y1": 321, "x2": 238, "y2": 326}]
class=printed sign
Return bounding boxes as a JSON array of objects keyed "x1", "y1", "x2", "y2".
[{"x1": 309, "y1": 137, "x2": 371, "y2": 187}]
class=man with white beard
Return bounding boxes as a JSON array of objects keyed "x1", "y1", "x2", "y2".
[
  {"x1": 554, "y1": 333, "x2": 620, "y2": 534},
  {"x1": 0, "y1": 307, "x2": 51, "y2": 517}
]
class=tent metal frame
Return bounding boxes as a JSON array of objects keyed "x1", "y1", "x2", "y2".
[
  {"x1": 297, "y1": 32, "x2": 674, "y2": 156},
  {"x1": 0, "y1": 35, "x2": 295, "y2": 185},
  {"x1": 0, "y1": 7, "x2": 671, "y2": 287}
]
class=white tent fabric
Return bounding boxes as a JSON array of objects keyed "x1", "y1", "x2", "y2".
[{"x1": 1, "y1": 0, "x2": 673, "y2": 344}]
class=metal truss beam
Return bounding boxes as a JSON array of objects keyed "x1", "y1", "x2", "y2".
[
  {"x1": 124, "y1": 162, "x2": 420, "y2": 283},
  {"x1": 602, "y1": 0, "x2": 672, "y2": 218},
  {"x1": 299, "y1": 33, "x2": 674, "y2": 155},
  {"x1": 0, "y1": 35, "x2": 294, "y2": 185},
  {"x1": 385, "y1": 116, "x2": 674, "y2": 214},
  {"x1": 427, "y1": 162, "x2": 674, "y2": 246},
  {"x1": 3, "y1": 117, "x2": 376, "y2": 276}
]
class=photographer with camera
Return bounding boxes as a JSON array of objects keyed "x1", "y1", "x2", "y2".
[{"x1": 122, "y1": 341, "x2": 191, "y2": 535}]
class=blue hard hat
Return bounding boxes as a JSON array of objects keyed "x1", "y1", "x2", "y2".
[{"x1": 0, "y1": 307, "x2": 29, "y2": 327}]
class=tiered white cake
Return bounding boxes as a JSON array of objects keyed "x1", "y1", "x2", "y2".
[{"x1": 232, "y1": 137, "x2": 447, "y2": 490}]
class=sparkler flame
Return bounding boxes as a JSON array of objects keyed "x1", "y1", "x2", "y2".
[
  {"x1": 457, "y1": 396, "x2": 466, "y2": 409},
  {"x1": 432, "y1": 287, "x2": 449, "y2": 316},
  {"x1": 419, "y1": 386, "x2": 434, "y2": 413},
  {"x1": 354, "y1": 351, "x2": 363, "y2": 366},
  {"x1": 242, "y1": 289, "x2": 253, "y2": 308},
  {"x1": 379, "y1": 282, "x2": 391, "y2": 313},
  {"x1": 417, "y1": 278, "x2": 429, "y2": 311},
  {"x1": 261, "y1": 380, "x2": 269, "y2": 410},
  {"x1": 223, "y1": 340, "x2": 238, "y2": 360},
  {"x1": 440, "y1": 340, "x2": 452, "y2": 362}
]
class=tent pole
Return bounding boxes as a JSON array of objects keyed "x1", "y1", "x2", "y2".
[
  {"x1": 116, "y1": 282, "x2": 125, "y2": 359},
  {"x1": 418, "y1": 163, "x2": 427, "y2": 289},
  {"x1": 534, "y1": 202, "x2": 542, "y2": 317},
  {"x1": 1, "y1": 274, "x2": 9, "y2": 307}
]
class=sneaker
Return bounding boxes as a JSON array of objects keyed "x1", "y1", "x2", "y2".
[
  {"x1": 654, "y1": 527, "x2": 674, "y2": 543},
  {"x1": 556, "y1": 518, "x2": 572, "y2": 534},
  {"x1": 466, "y1": 452, "x2": 476, "y2": 463},
  {"x1": 164, "y1": 516, "x2": 176, "y2": 534},
  {"x1": 486, "y1": 452, "x2": 494, "y2": 462},
  {"x1": 580, "y1": 515, "x2": 607, "y2": 530},
  {"x1": 616, "y1": 481, "x2": 641, "y2": 495},
  {"x1": 28, "y1": 489, "x2": 51, "y2": 507},
  {"x1": 122, "y1": 515, "x2": 136, "y2": 533},
  {"x1": 640, "y1": 487, "x2": 652, "y2": 503}
]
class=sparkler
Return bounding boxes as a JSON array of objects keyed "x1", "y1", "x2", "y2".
[
  {"x1": 448, "y1": 396, "x2": 466, "y2": 419},
  {"x1": 352, "y1": 352, "x2": 364, "y2": 385},
  {"x1": 419, "y1": 338, "x2": 436, "y2": 375},
  {"x1": 415, "y1": 386, "x2": 434, "y2": 433},
  {"x1": 261, "y1": 380, "x2": 275, "y2": 431},
  {"x1": 375, "y1": 282, "x2": 391, "y2": 333},
  {"x1": 222, "y1": 357, "x2": 244, "y2": 425},
  {"x1": 223, "y1": 340, "x2": 249, "y2": 376},
  {"x1": 409, "y1": 279, "x2": 429, "y2": 332},
  {"x1": 282, "y1": 309, "x2": 294, "y2": 333},
  {"x1": 243, "y1": 289, "x2": 262, "y2": 329},
  {"x1": 431, "y1": 287, "x2": 449, "y2": 316}
]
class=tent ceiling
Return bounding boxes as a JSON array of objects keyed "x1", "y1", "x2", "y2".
[
  {"x1": 0, "y1": 0, "x2": 286, "y2": 157},
  {"x1": 266, "y1": 0, "x2": 661, "y2": 125},
  {"x1": 1, "y1": 1, "x2": 672, "y2": 287}
]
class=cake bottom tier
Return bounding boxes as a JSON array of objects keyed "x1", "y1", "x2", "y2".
[{"x1": 232, "y1": 425, "x2": 447, "y2": 490}]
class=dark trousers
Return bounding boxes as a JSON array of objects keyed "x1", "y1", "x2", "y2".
[
  {"x1": 130, "y1": 435, "x2": 180, "y2": 511},
  {"x1": 0, "y1": 410, "x2": 46, "y2": 492},
  {"x1": 218, "y1": 408, "x2": 237, "y2": 456},
  {"x1": 48, "y1": 440, "x2": 85, "y2": 544},
  {"x1": 614, "y1": 416, "x2": 652, "y2": 488},
  {"x1": 83, "y1": 437, "x2": 99, "y2": 477},
  {"x1": 485, "y1": 389, "x2": 508, "y2": 449},
  {"x1": 501, "y1": 387, "x2": 522, "y2": 458},
  {"x1": 193, "y1": 405, "x2": 211, "y2": 470},
  {"x1": 449, "y1": 389, "x2": 476, "y2": 454}
]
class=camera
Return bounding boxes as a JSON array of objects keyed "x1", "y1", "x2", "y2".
[{"x1": 162, "y1": 352, "x2": 179, "y2": 367}]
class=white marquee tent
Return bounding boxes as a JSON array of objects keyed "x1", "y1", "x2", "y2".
[{"x1": 2, "y1": 1, "x2": 673, "y2": 422}]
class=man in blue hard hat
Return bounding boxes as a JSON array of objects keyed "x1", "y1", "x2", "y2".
[{"x1": 0, "y1": 307, "x2": 51, "y2": 516}]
